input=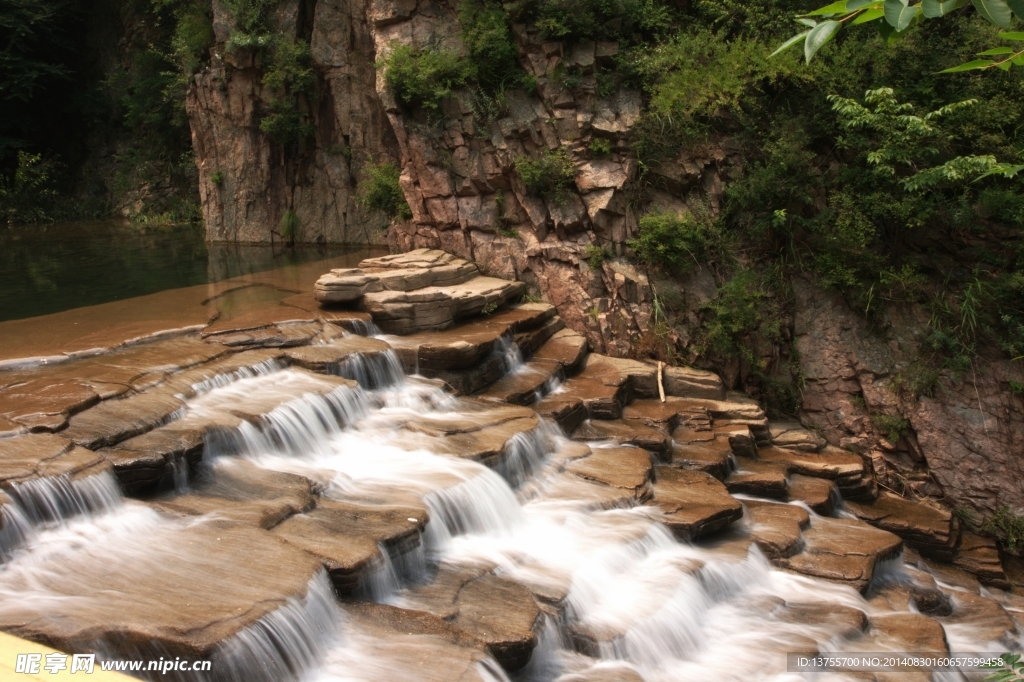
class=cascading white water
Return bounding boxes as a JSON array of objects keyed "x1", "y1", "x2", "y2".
[
  {"x1": 1, "y1": 342, "x2": 1015, "y2": 682},
  {"x1": 330, "y1": 347, "x2": 405, "y2": 389},
  {"x1": 189, "y1": 358, "x2": 286, "y2": 396},
  {"x1": 5, "y1": 471, "x2": 122, "y2": 526}
]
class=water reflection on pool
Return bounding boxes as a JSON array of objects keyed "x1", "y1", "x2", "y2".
[{"x1": 0, "y1": 220, "x2": 377, "y2": 322}]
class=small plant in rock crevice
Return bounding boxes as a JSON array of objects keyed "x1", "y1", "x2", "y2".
[
  {"x1": 872, "y1": 414, "x2": 911, "y2": 444},
  {"x1": 583, "y1": 244, "x2": 610, "y2": 270},
  {"x1": 514, "y1": 148, "x2": 576, "y2": 202},
  {"x1": 358, "y1": 160, "x2": 412, "y2": 221}
]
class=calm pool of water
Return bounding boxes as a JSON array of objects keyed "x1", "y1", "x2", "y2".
[{"x1": 0, "y1": 220, "x2": 368, "y2": 322}]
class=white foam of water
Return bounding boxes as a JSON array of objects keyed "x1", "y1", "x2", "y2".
[
  {"x1": 495, "y1": 335, "x2": 524, "y2": 374},
  {"x1": 218, "y1": 571, "x2": 342, "y2": 682},
  {"x1": 0, "y1": 502, "x2": 31, "y2": 561},
  {"x1": 5, "y1": 471, "x2": 123, "y2": 526},
  {"x1": 189, "y1": 358, "x2": 286, "y2": 396},
  {"x1": 331, "y1": 348, "x2": 404, "y2": 389}
]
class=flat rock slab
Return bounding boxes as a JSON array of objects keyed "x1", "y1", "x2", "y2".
[
  {"x1": 63, "y1": 388, "x2": 185, "y2": 450},
  {"x1": 782, "y1": 517, "x2": 903, "y2": 593},
  {"x1": 757, "y1": 446, "x2": 865, "y2": 480},
  {"x1": 769, "y1": 421, "x2": 826, "y2": 452},
  {"x1": 744, "y1": 500, "x2": 810, "y2": 560},
  {"x1": 0, "y1": 378, "x2": 99, "y2": 432},
  {"x1": 407, "y1": 405, "x2": 542, "y2": 468},
  {"x1": 532, "y1": 328, "x2": 589, "y2": 371},
  {"x1": 868, "y1": 613, "x2": 949, "y2": 654},
  {"x1": 662, "y1": 365, "x2": 726, "y2": 400},
  {"x1": 152, "y1": 459, "x2": 314, "y2": 529},
  {"x1": 540, "y1": 471, "x2": 640, "y2": 510},
  {"x1": 566, "y1": 446, "x2": 653, "y2": 496},
  {"x1": 787, "y1": 474, "x2": 835, "y2": 515},
  {"x1": 534, "y1": 394, "x2": 588, "y2": 434},
  {"x1": 272, "y1": 499, "x2": 427, "y2": 595},
  {"x1": 773, "y1": 601, "x2": 868, "y2": 639},
  {"x1": 339, "y1": 602, "x2": 496, "y2": 682},
  {"x1": 205, "y1": 321, "x2": 324, "y2": 349},
  {"x1": 476, "y1": 360, "x2": 563, "y2": 405},
  {"x1": 402, "y1": 566, "x2": 541, "y2": 672},
  {"x1": 938, "y1": 590, "x2": 1017, "y2": 643},
  {"x1": 558, "y1": 377, "x2": 626, "y2": 420},
  {"x1": 668, "y1": 439, "x2": 732, "y2": 480},
  {"x1": 164, "y1": 349, "x2": 285, "y2": 396},
  {"x1": 387, "y1": 324, "x2": 508, "y2": 373},
  {"x1": 514, "y1": 316, "x2": 565, "y2": 357},
  {"x1": 572, "y1": 418, "x2": 670, "y2": 456},
  {"x1": 315, "y1": 249, "x2": 480, "y2": 303},
  {"x1": 649, "y1": 466, "x2": 742, "y2": 540},
  {"x1": 0, "y1": 512, "x2": 324, "y2": 659},
  {"x1": 284, "y1": 336, "x2": 393, "y2": 373},
  {"x1": 0, "y1": 433, "x2": 110, "y2": 488},
  {"x1": 844, "y1": 491, "x2": 958, "y2": 557},
  {"x1": 358, "y1": 277, "x2": 527, "y2": 335},
  {"x1": 726, "y1": 459, "x2": 789, "y2": 499},
  {"x1": 202, "y1": 307, "x2": 315, "y2": 338},
  {"x1": 953, "y1": 532, "x2": 1008, "y2": 588},
  {"x1": 98, "y1": 425, "x2": 206, "y2": 493}
]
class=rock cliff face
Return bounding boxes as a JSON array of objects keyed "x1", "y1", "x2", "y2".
[
  {"x1": 186, "y1": 0, "x2": 397, "y2": 244},
  {"x1": 794, "y1": 277, "x2": 1024, "y2": 516}
]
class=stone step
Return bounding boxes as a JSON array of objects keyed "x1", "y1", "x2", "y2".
[
  {"x1": 844, "y1": 492, "x2": 961, "y2": 561},
  {"x1": 557, "y1": 376, "x2": 628, "y2": 420},
  {"x1": 565, "y1": 446, "x2": 654, "y2": 499},
  {"x1": 744, "y1": 499, "x2": 810, "y2": 560},
  {"x1": 768, "y1": 421, "x2": 826, "y2": 452},
  {"x1": 0, "y1": 433, "x2": 112, "y2": 496},
  {"x1": 533, "y1": 393, "x2": 588, "y2": 434},
  {"x1": 571, "y1": 418, "x2": 671, "y2": 458},
  {"x1": 386, "y1": 303, "x2": 556, "y2": 373},
  {"x1": 780, "y1": 516, "x2": 903, "y2": 593},
  {"x1": 531, "y1": 328, "x2": 589, "y2": 372},
  {"x1": 399, "y1": 565, "x2": 542, "y2": 672},
  {"x1": 357, "y1": 277, "x2": 528, "y2": 335},
  {"x1": 314, "y1": 249, "x2": 480, "y2": 303},
  {"x1": 648, "y1": 466, "x2": 743, "y2": 540},
  {"x1": 726, "y1": 460, "x2": 789, "y2": 499},
  {"x1": 952, "y1": 532, "x2": 1009, "y2": 589},
  {"x1": 786, "y1": 474, "x2": 836, "y2": 515},
  {"x1": 667, "y1": 439, "x2": 733, "y2": 480},
  {"x1": 757, "y1": 446, "x2": 866, "y2": 481},
  {"x1": 476, "y1": 359, "x2": 564, "y2": 405}
]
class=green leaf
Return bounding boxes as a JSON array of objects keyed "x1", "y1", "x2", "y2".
[
  {"x1": 807, "y1": 0, "x2": 852, "y2": 15},
  {"x1": 885, "y1": 0, "x2": 921, "y2": 28},
  {"x1": 972, "y1": 0, "x2": 1013, "y2": 28},
  {"x1": 999, "y1": 31, "x2": 1024, "y2": 39},
  {"x1": 922, "y1": 0, "x2": 966, "y2": 16},
  {"x1": 939, "y1": 58, "x2": 994, "y2": 71},
  {"x1": 853, "y1": 7, "x2": 887, "y2": 21},
  {"x1": 1013, "y1": 53, "x2": 1024, "y2": 64},
  {"x1": 1007, "y1": 0, "x2": 1024, "y2": 17},
  {"x1": 805, "y1": 20, "x2": 842, "y2": 62},
  {"x1": 797, "y1": 17, "x2": 820, "y2": 26},
  {"x1": 978, "y1": 46, "x2": 1015, "y2": 53},
  {"x1": 771, "y1": 31, "x2": 811, "y2": 57}
]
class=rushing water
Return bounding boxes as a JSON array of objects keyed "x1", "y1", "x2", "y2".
[{"x1": 0, "y1": 341, "x2": 1017, "y2": 681}]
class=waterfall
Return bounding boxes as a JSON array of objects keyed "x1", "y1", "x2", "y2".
[
  {"x1": 189, "y1": 358, "x2": 286, "y2": 396},
  {"x1": 331, "y1": 348, "x2": 405, "y2": 390},
  {"x1": 5, "y1": 471, "x2": 122, "y2": 526}
]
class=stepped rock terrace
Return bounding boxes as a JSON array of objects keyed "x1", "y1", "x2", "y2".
[{"x1": 0, "y1": 249, "x2": 1019, "y2": 681}]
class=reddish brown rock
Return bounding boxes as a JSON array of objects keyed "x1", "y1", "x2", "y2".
[{"x1": 649, "y1": 466, "x2": 742, "y2": 539}]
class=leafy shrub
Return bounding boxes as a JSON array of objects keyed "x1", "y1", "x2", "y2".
[
  {"x1": 167, "y1": 1, "x2": 214, "y2": 73},
  {"x1": 514, "y1": 148, "x2": 575, "y2": 201},
  {"x1": 278, "y1": 208, "x2": 299, "y2": 242},
  {"x1": 1009, "y1": 380, "x2": 1024, "y2": 395},
  {"x1": 583, "y1": 244, "x2": 609, "y2": 270},
  {"x1": 697, "y1": 269, "x2": 783, "y2": 363},
  {"x1": 209, "y1": 169, "x2": 224, "y2": 185},
  {"x1": 359, "y1": 161, "x2": 412, "y2": 220},
  {"x1": 873, "y1": 414, "x2": 911, "y2": 443},
  {"x1": 458, "y1": 0, "x2": 521, "y2": 92},
  {"x1": 259, "y1": 39, "x2": 316, "y2": 144},
  {"x1": 518, "y1": 0, "x2": 673, "y2": 43},
  {"x1": 382, "y1": 44, "x2": 475, "y2": 111},
  {"x1": 221, "y1": 0, "x2": 277, "y2": 48},
  {"x1": 0, "y1": 152, "x2": 62, "y2": 224},
  {"x1": 588, "y1": 138, "x2": 612, "y2": 157},
  {"x1": 628, "y1": 210, "x2": 716, "y2": 271},
  {"x1": 982, "y1": 507, "x2": 1024, "y2": 554}
]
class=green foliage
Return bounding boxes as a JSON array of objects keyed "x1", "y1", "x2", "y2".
[
  {"x1": 982, "y1": 507, "x2": 1024, "y2": 553},
  {"x1": 278, "y1": 208, "x2": 299, "y2": 242},
  {"x1": 382, "y1": 43, "x2": 475, "y2": 112},
  {"x1": 512, "y1": 0, "x2": 674, "y2": 43},
  {"x1": 983, "y1": 653, "x2": 1024, "y2": 682},
  {"x1": 588, "y1": 137, "x2": 612, "y2": 157},
  {"x1": 583, "y1": 244, "x2": 610, "y2": 270},
  {"x1": 1009, "y1": 379, "x2": 1024, "y2": 394},
  {"x1": 697, "y1": 270, "x2": 784, "y2": 364},
  {"x1": 873, "y1": 413, "x2": 911, "y2": 442},
  {"x1": 458, "y1": 0, "x2": 522, "y2": 92},
  {"x1": 774, "y1": 0, "x2": 1024, "y2": 70},
  {"x1": 221, "y1": 0, "x2": 277, "y2": 49},
  {"x1": 259, "y1": 39, "x2": 316, "y2": 144},
  {"x1": 514, "y1": 148, "x2": 575, "y2": 201},
  {"x1": 154, "y1": 0, "x2": 214, "y2": 73},
  {"x1": 210, "y1": 169, "x2": 224, "y2": 185},
  {"x1": 359, "y1": 160, "x2": 412, "y2": 220},
  {"x1": 0, "y1": 151, "x2": 61, "y2": 224},
  {"x1": 628, "y1": 210, "x2": 719, "y2": 271}
]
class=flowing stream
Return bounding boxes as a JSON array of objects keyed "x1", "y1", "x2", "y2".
[{"x1": 0, "y1": 338, "x2": 1018, "y2": 681}]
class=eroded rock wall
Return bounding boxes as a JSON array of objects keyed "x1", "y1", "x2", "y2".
[
  {"x1": 794, "y1": 277, "x2": 1024, "y2": 516},
  {"x1": 186, "y1": 0, "x2": 396, "y2": 244}
]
